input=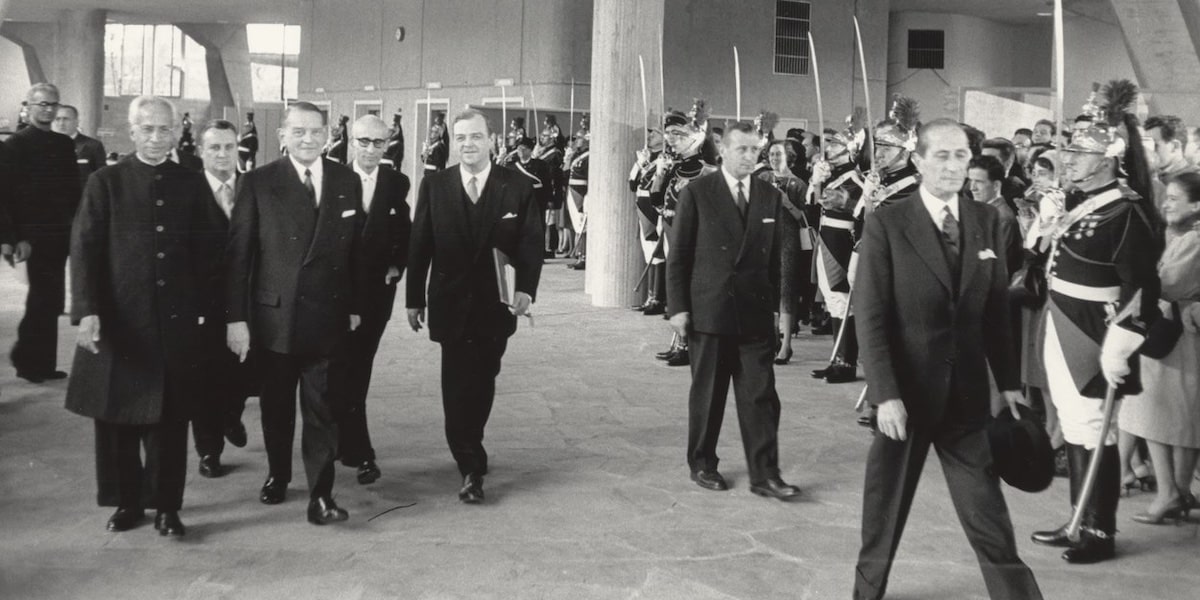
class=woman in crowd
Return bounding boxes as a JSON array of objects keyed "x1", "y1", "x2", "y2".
[
  {"x1": 757, "y1": 139, "x2": 808, "y2": 365},
  {"x1": 1119, "y1": 171, "x2": 1200, "y2": 523}
]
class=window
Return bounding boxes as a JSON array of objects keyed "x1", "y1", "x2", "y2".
[
  {"x1": 104, "y1": 24, "x2": 203, "y2": 98},
  {"x1": 774, "y1": 0, "x2": 810, "y2": 75},
  {"x1": 247, "y1": 24, "x2": 302, "y2": 102},
  {"x1": 907, "y1": 29, "x2": 945, "y2": 70}
]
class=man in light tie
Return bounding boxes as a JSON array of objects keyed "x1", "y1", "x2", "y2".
[{"x1": 191, "y1": 120, "x2": 254, "y2": 478}]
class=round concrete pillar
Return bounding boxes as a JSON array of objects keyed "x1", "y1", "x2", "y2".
[
  {"x1": 586, "y1": 0, "x2": 665, "y2": 307},
  {"x1": 56, "y1": 9, "x2": 106, "y2": 136}
]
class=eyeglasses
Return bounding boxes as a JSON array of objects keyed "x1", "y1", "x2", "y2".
[
  {"x1": 25, "y1": 101, "x2": 59, "y2": 109},
  {"x1": 355, "y1": 137, "x2": 386, "y2": 149}
]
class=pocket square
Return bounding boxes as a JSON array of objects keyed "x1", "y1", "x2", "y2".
[
  {"x1": 978, "y1": 248, "x2": 997, "y2": 260},
  {"x1": 502, "y1": 212, "x2": 518, "y2": 219},
  {"x1": 389, "y1": 208, "x2": 397, "y2": 215},
  {"x1": 762, "y1": 218, "x2": 776, "y2": 223},
  {"x1": 341, "y1": 209, "x2": 355, "y2": 218}
]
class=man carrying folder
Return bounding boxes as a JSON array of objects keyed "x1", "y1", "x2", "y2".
[{"x1": 407, "y1": 109, "x2": 543, "y2": 503}]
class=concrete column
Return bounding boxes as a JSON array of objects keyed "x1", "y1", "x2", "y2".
[
  {"x1": 56, "y1": 9, "x2": 105, "y2": 136},
  {"x1": 1109, "y1": 0, "x2": 1200, "y2": 123},
  {"x1": 587, "y1": 0, "x2": 665, "y2": 307}
]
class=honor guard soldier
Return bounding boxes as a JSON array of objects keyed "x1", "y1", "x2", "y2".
[
  {"x1": 862, "y1": 95, "x2": 921, "y2": 214},
  {"x1": 808, "y1": 127, "x2": 865, "y2": 384},
  {"x1": 630, "y1": 123, "x2": 667, "y2": 315},
  {"x1": 651, "y1": 106, "x2": 719, "y2": 366},
  {"x1": 177, "y1": 112, "x2": 196, "y2": 157},
  {"x1": 325, "y1": 115, "x2": 350, "y2": 164},
  {"x1": 564, "y1": 119, "x2": 590, "y2": 270},
  {"x1": 381, "y1": 111, "x2": 405, "y2": 171},
  {"x1": 534, "y1": 124, "x2": 567, "y2": 256},
  {"x1": 753, "y1": 110, "x2": 779, "y2": 174},
  {"x1": 508, "y1": 137, "x2": 552, "y2": 215},
  {"x1": 238, "y1": 112, "x2": 259, "y2": 172},
  {"x1": 421, "y1": 112, "x2": 449, "y2": 174},
  {"x1": 499, "y1": 116, "x2": 526, "y2": 166},
  {"x1": 1030, "y1": 81, "x2": 1161, "y2": 564}
]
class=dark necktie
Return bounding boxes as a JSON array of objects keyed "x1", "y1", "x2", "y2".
[
  {"x1": 941, "y1": 205, "x2": 959, "y2": 255},
  {"x1": 735, "y1": 181, "x2": 748, "y2": 219},
  {"x1": 467, "y1": 176, "x2": 480, "y2": 204},
  {"x1": 304, "y1": 168, "x2": 316, "y2": 206}
]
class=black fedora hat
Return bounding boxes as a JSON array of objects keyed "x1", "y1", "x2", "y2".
[{"x1": 987, "y1": 403, "x2": 1055, "y2": 493}]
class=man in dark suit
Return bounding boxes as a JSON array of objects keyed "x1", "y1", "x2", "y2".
[
  {"x1": 51, "y1": 104, "x2": 106, "y2": 188},
  {"x1": 852, "y1": 119, "x2": 1042, "y2": 600},
  {"x1": 7, "y1": 83, "x2": 80, "y2": 383},
  {"x1": 67, "y1": 96, "x2": 227, "y2": 537},
  {"x1": 0, "y1": 141, "x2": 27, "y2": 268},
  {"x1": 191, "y1": 119, "x2": 254, "y2": 479},
  {"x1": 666, "y1": 121, "x2": 801, "y2": 501},
  {"x1": 333, "y1": 115, "x2": 411, "y2": 485},
  {"x1": 226, "y1": 101, "x2": 367, "y2": 525},
  {"x1": 407, "y1": 109, "x2": 543, "y2": 503}
]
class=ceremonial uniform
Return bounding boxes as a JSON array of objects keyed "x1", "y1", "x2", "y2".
[
  {"x1": 631, "y1": 148, "x2": 666, "y2": 311},
  {"x1": 381, "y1": 113, "x2": 405, "y2": 171},
  {"x1": 510, "y1": 155, "x2": 552, "y2": 213},
  {"x1": 809, "y1": 156, "x2": 864, "y2": 382},
  {"x1": 423, "y1": 139, "x2": 448, "y2": 173},
  {"x1": 237, "y1": 114, "x2": 259, "y2": 172},
  {"x1": 533, "y1": 139, "x2": 565, "y2": 253},
  {"x1": 565, "y1": 146, "x2": 589, "y2": 266},
  {"x1": 866, "y1": 164, "x2": 919, "y2": 211}
]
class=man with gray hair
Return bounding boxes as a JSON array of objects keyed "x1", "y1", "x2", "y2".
[
  {"x1": 6, "y1": 82, "x2": 79, "y2": 383},
  {"x1": 66, "y1": 95, "x2": 227, "y2": 537}
]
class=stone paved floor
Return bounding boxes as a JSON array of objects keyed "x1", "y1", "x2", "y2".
[{"x1": 0, "y1": 260, "x2": 1197, "y2": 600}]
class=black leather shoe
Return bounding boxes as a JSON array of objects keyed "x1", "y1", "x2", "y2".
[
  {"x1": 15, "y1": 371, "x2": 45, "y2": 383},
  {"x1": 356, "y1": 460, "x2": 381, "y2": 485},
  {"x1": 641, "y1": 301, "x2": 665, "y2": 316},
  {"x1": 154, "y1": 511, "x2": 186, "y2": 537},
  {"x1": 1031, "y1": 523, "x2": 1072, "y2": 547},
  {"x1": 458, "y1": 473, "x2": 485, "y2": 503},
  {"x1": 690, "y1": 470, "x2": 729, "y2": 491},
  {"x1": 824, "y1": 364, "x2": 858, "y2": 384},
  {"x1": 259, "y1": 477, "x2": 287, "y2": 505},
  {"x1": 198, "y1": 454, "x2": 224, "y2": 478},
  {"x1": 307, "y1": 496, "x2": 349, "y2": 525},
  {"x1": 224, "y1": 421, "x2": 248, "y2": 448},
  {"x1": 655, "y1": 347, "x2": 677, "y2": 360},
  {"x1": 751, "y1": 477, "x2": 802, "y2": 501},
  {"x1": 1062, "y1": 530, "x2": 1115, "y2": 563},
  {"x1": 810, "y1": 367, "x2": 828, "y2": 379},
  {"x1": 666, "y1": 349, "x2": 690, "y2": 367},
  {"x1": 106, "y1": 507, "x2": 145, "y2": 532}
]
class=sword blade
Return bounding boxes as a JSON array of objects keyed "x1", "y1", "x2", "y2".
[
  {"x1": 639, "y1": 55, "x2": 649, "y2": 149},
  {"x1": 733, "y1": 46, "x2": 742, "y2": 122},
  {"x1": 808, "y1": 35, "x2": 825, "y2": 160},
  {"x1": 853, "y1": 16, "x2": 876, "y2": 176}
]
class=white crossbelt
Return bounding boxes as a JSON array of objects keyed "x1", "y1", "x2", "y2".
[
  {"x1": 1048, "y1": 276, "x2": 1119, "y2": 302},
  {"x1": 569, "y1": 178, "x2": 588, "y2": 186},
  {"x1": 423, "y1": 164, "x2": 437, "y2": 171},
  {"x1": 822, "y1": 217, "x2": 854, "y2": 230},
  {"x1": 636, "y1": 189, "x2": 651, "y2": 198}
]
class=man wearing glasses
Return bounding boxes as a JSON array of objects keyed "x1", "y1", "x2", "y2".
[
  {"x1": 332, "y1": 115, "x2": 411, "y2": 486},
  {"x1": 6, "y1": 83, "x2": 79, "y2": 383}
]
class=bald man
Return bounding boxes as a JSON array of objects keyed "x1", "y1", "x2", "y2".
[{"x1": 332, "y1": 115, "x2": 411, "y2": 485}]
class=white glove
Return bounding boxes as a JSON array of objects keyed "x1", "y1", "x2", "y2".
[
  {"x1": 811, "y1": 160, "x2": 832, "y2": 186},
  {"x1": 1100, "y1": 325, "x2": 1144, "y2": 388}
]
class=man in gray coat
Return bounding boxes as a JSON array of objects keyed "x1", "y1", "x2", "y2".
[{"x1": 66, "y1": 96, "x2": 226, "y2": 537}]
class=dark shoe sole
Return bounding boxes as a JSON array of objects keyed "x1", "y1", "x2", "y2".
[
  {"x1": 690, "y1": 473, "x2": 728, "y2": 491},
  {"x1": 750, "y1": 486, "x2": 802, "y2": 501}
]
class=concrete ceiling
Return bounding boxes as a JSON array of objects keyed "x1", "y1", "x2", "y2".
[
  {"x1": 891, "y1": 0, "x2": 1103, "y2": 25},
  {"x1": 3, "y1": 0, "x2": 307, "y2": 24}
]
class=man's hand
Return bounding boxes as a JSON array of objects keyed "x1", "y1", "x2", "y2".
[
  {"x1": 226, "y1": 321, "x2": 250, "y2": 363},
  {"x1": 669, "y1": 311, "x2": 690, "y2": 337},
  {"x1": 385, "y1": 266, "x2": 401, "y2": 285},
  {"x1": 876, "y1": 399, "x2": 908, "y2": 441},
  {"x1": 77, "y1": 315, "x2": 101, "y2": 354},
  {"x1": 350, "y1": 314, "x2": 361, "y2": 331},
  {"x1": 810, "y1": 160, "x2": 832, "y2": 186},
  {"x1": 1002, "y1": 389, "x2": 1025, "y2": 420},
  {"x1": 635, "y1": 148, "x2": 651, "y2": 166},
  {"x1": 13, "y1": 241, "x2": 31, "y2": 263},
  {"x1": 407, "y1": 308, "x2": 425, "y2": 332},
  {"x1": 510, "y1": 291, "x2": 532, "y2": 316}
]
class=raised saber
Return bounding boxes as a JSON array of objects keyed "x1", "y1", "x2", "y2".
[
  {"x1": 639, "y1": 55, "x2": 649, "y2": 150},
  {"x1": 569, "y1": 77, "x2": 576, "y2": 141},
  {"x1": 528, "y1": 80, "x2": 539, "y2": 142},
  {"x1": 808, "y1": 34, "x2": 826, "y2": 197},
  {"x1": 852, "y1": 16, "x2": 876, "y2": 177},
  {"x1": 733, "y1": 45, "x2": 742, "y2": 121},
  {"x1": 1066, "y1": 385, "x2": 1118, "y2": 542},
  {"x1": 500, "y1": 83, "x2": 508, "y2": 160}
]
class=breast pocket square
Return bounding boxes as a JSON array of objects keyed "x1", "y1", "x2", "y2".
[
  {"x1": 762, "y1": 218, "x2": 776, "y2": 223},
  {"x1": 389, "y1": 208, "x2": 397, "y2": 215},
  {"x1": 978, "y1": 248, "x2": 997, "y2": 260},
  {"x1": 341, "y1": 209, "x2": 355, "y2": 218},
  {"x1": 502, "y1": 212, "x2": 518, "y2": 219}
]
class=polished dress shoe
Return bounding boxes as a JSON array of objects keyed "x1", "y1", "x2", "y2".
[
  {"x1": 690, "y1": 469, "x2": 728, "y2": 491},
  {"x1": 1061, "y1": 529, "x2": 1115, "y2": 563},
  {"x1": 459, "y1": 473, "x2": 485, "y2": 503},
  {"x1": 1030, "y1": 523, "x2": 1071, "y2": 547},
  {"x1": 641, "y1": 301, "x2": 665, "y2": 316},
  {"x1": 198, "y1": 454, "x2": 224, "y2": 478},
  {"x1": 154, "y1": 511, "x2": 186, "y2": 537},
  {"x1": 259, "y1": 477, "x2": 287, "y2": 505},
  {"x1": 666, "y1": 348, "x2": 690, "y2": 367},
  {"x1": 106, "y1": 507, "x2": 145, "y2": 532},
  {"x1": 751, "y1": 477, "x2": 802, "y2": 501},
  {"x1": 655, "y1": 348, "x2": 676, "y2": 361},
  {"x1": 224, "y1": 420, "x2": 248, "y2": 448},
  {"x1": 307, "y1": 496, "x2": 349, "y2": 525},
  {"x1": 824, "y1": 364, "x2": 858, "y2": 384},
  {"x1": 356, "y1": 460, "x2": 382, "y2": 485},
  {"x1": 810, "y1": 367, "x2": 829, "y2": 379}
]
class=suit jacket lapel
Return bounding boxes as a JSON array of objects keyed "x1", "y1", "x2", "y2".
[
  {"x1": 710, "y1": 175, "x2": 746, "y2": 256},
  {"x1": 304, "y1": 159, "x2": 340, "y2": 265},
  {"x1": 901, "y1": 197, "x2": 954, "y2": 295},
  {"x1": 957, "y1": 198, "x2": 985, "y2": 301},
  {"x1": 473, "y1": 169, "x2": 508, "y2": 259},
  {"x1": 441, "y1": 165, "x2": 472, "y2": 249},
  {"x1": 735, "y1": 178, "x2": 767, "y2": 264},
  {"x1": 272, "y1": 160, "x2": 310, "y2": 236}
]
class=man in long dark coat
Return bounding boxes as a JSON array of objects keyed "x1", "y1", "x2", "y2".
[{"x1": 66, "y1": 96, "x2": 227, "y2": 537}]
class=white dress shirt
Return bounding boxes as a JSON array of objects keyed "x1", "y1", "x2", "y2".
[
  {"x1": 353, "y1": 162, "x2": 378, "y2": 213},
  {"x1": 919, "y1": 184, "x2": 960, "y2": 227},
  {"x1": 720, "y1": 166, "x2": 752, "y2": 209},
  {"x1": 205, "y1": 171, "x2": 237, "y2": 218},
  {"x1": 460, "y1": 161, "x2": 492, "y2": 202},
  {"x1": 289, "y1": 155, "x2": 324, "y2": 206}
]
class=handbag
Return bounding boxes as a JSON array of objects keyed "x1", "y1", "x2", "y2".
[
  {"x1": 1008, "y1": 259, "x2": 1047, "y2": 308},
  {"x1": 1141, "y1": 302, "x2": 1183, "y2": 360}
]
